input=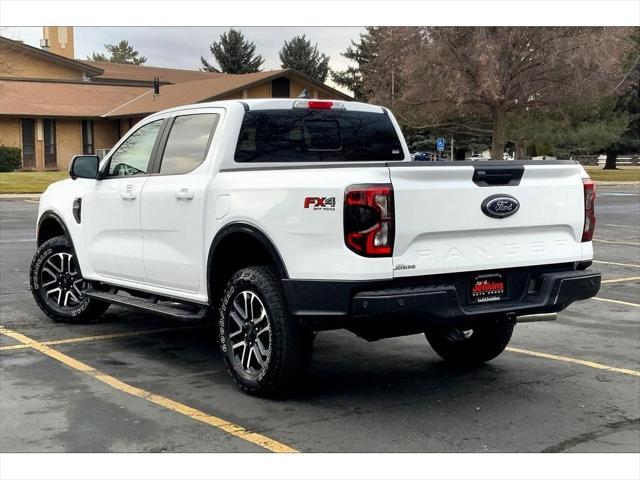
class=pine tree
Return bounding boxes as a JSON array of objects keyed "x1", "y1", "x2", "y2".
[
  {"x1": 279, "y1": 35, "x2": 330, "y2": 82},
  {"x1": 201, "y1": 29, "x2": 264, "y2": 74},
  {"x1": 88, "y1": 40, "x2": 147, "y2": 65},
  {"x1": 331, "y1": 28, "x2": 378, "y2": 101}
]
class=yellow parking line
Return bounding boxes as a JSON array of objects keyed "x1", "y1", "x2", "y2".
[
  {"x1": 593, "y1": 239, "x2": 640, "y2": 246},
  {"x1": 592, "y1": 297, "x2": 640, "y2": 307},
  {"x1": 593, "y1": 260, "x2": 640, "y2": 268},
  {"x1": 507, "y1": 347, "x2": 640, "y2": 377},
  {"x1": 0, "y1": 325, "x2": 203, "y2": 352},
  {"x1": 601, "y1": 276, "x2": 640, "y2": 284},
  {"x1": 0, "y1": 325, "x2": 298, "y2": 453}
]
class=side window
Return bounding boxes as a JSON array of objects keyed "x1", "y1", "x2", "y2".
[
  {"x1": 159, "y1": 113, "x2": 219, "y2": 175},
  {"x1": 105, "y1": 120, "x2": 163, "y2": 177}
]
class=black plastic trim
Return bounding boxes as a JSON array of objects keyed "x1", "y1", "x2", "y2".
[
  {"x1": 473, "y1": 165, "x2": 524, "y2": 186},
  {"x1": 283, "y1": 264, "x2": 601, "y2": 330},
  {"x1": 37, "y1": 211, "x2": 83, "y2": 277},
  {"x1": 72, "y1": 198, "x2": 82, "y2": 224},
  {"x1": 239, "y1": 101, "x2": 250, "y2": 112},
  {"x1": 207, "y1": 223, "x2": 289, "y2": 303}
]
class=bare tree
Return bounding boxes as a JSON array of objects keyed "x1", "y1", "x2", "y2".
[{"x1": 367, "y1": 27, "x2": 628, "y2": 159}]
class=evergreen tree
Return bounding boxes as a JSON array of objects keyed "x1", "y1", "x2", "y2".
[
  {"x1": 331, "y1": 28, "x2": 378, "y2": 101},
  {"x1": 88, "y1": 40, "x2": 147, "y2": 65},
  {"x1": 279, "y1": 35, "x2": 330, "y2": 82},
  {"x1": 201, "y1": 29, "x2": 264, "y2": 74}
]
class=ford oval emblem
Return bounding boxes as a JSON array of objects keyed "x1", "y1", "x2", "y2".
[{"x1": 482, "y1": 194, "x2": 520, "y2": 218}]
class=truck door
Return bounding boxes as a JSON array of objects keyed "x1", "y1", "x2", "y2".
[
  {"x1": 140, "y1": 109, "x2": 221, "y2": 294},
  {"x1": 82, "y1": 118, "x2": 164, "y2": 282}
]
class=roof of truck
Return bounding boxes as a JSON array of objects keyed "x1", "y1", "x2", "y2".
[{"x1": 148, "y1": 98, "x2": 386, "y2": 117}]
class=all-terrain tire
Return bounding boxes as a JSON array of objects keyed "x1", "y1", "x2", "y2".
[
  {"x1": 29, "y1": 235, "x2": 109, "y2": 323},
  {"x1": 425, "y1": 321, "x2": 514, "y2": 365},
  {"x1": 218, "y1": 266, "x2": 313, "y2": 396}
]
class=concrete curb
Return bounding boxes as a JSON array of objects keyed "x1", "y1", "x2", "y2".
[
  {"x1": 0, "y1": 193, "x2": 41, "y2": 199},
  {"x1": 593, "y1": 181, "x2": 640, "y2": 186}
]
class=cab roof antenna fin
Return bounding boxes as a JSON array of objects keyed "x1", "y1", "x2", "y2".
[{"x1": 297, "y1": 89, "x2": 311, "y2": 99}]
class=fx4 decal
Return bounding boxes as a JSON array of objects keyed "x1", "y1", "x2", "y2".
[{"x1": 304, "y1": 197, "x2": 336, "y2": 211}]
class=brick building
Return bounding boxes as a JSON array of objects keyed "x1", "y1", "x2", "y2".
[{"x1": 0, "y1": 27, "x2": 350, "y2": 171}]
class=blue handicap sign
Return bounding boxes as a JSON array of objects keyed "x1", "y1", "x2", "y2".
[{"x1": 436, "y1": 138, "x2": 445, "y2": 151}]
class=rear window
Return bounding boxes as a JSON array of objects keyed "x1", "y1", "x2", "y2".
[{"x1": 234, "y1": 109, "x2": 404, "y2": 163}]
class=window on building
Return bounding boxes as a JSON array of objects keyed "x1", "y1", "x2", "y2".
[
  {"x1": 271, "y1": 77, "x2": 290, "y2": 98},
  {"x1": 82, "y1": 120, "x2": 95, "y2": 154},
  {"x1": 105, "y1": 120, "x2": 163, "y2": 177},
  {"x1": 43, "y1": 119, "x2": 57, "y2": 169},
  {"x1": 159, "y1": 114, "x2": 219, "y2": 175},
  {"x1": 20, "y1": 119, "x2": 35, "y2": 169}
]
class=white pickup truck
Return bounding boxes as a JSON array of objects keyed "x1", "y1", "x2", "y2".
[{"x1": 30, "y1": 99, "x2": 601, "y2": 395}]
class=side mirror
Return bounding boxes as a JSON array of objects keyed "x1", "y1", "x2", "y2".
[{"x1": 69, "y1": 155, "x2": 100, "y2": 180}]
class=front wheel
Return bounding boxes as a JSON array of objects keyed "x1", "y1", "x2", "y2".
[
  {"x1": 425, "y1": 321, "x2": 514, "y2": 366},
  {"x1": 29, "y1": 236, "x2": 109, "y2": 323},
  {"x1": 218, "y1": 266, "x2": 313, "y2": 396}
]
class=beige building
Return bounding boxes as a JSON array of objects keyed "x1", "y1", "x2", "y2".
[{"x1": 0, "y1": 27, "x2": 351, "y2": 171}]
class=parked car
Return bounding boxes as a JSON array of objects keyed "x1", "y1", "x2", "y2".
[
  {"x1": 30, "y1": 99, "x2": 601, "y2": 396},
  {"x1": 413, "y1": 151, "x2": 431, "y2": 161}
]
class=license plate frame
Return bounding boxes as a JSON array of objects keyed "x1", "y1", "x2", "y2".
[{"x1": 469, "y1": 273, "x2": 507, "y2": 304}]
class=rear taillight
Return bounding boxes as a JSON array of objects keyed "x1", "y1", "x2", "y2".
[
  {"x1": 582, "y1": 178, "x2": 596, "y2": 242},
  {"x1": 344, "y1": 184, "x2": 394, "y2": 257}
]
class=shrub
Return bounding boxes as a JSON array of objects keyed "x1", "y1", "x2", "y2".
[{"x1": 0, "y1": 145, "x2": 22, "y2": 172}]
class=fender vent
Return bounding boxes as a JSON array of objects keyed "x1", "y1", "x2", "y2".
[{"x1": 72, "y1": 198, "x2": 82, "y2": 224}]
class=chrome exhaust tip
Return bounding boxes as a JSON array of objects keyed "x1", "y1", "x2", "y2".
[{"x1": 516, "y1": 313, "x2": 558, "y2": 323}]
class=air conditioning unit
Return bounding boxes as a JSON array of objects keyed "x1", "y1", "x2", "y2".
[{"x1": 96, "y1": 149, "x2": 111, "y2": 160}]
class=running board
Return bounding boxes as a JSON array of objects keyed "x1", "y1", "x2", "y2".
[{"x1": 84, "y1": 288, "x2": 208, "y2": 321}]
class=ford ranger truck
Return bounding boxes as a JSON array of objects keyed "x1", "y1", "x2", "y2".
[{"x1": 29, "y1": 99, "x2": 601, "y2": 396}]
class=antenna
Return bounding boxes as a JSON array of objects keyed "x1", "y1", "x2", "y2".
[
  {"x1": 153, "y1": 77, "x2": 160, "y2": 96},
  {"x1": 297, "y1": 89, "x2": 311, "y2": 99}
]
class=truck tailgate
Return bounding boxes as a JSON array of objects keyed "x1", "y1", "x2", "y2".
[{"x1": 388, "y1": 162, "x2": 591, "y2": 278}]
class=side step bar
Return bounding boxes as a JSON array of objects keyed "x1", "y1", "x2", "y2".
[{"x1": 84, "y1": 288, "x2": 208, "y2": 321}]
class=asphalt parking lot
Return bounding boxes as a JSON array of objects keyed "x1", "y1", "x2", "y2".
[{"x1": 0, "y1": 186, "x2": 638, "y2": 453}]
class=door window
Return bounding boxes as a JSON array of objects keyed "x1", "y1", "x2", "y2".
[
  {"x1": 82, "y1": 120, "x2": 95, "y2": 154},
  {"x1": 43, "y1": 119, "x2": 57, "y2": 168},
  {"x1": 105, "y1": 120, "x2": 162, "y2": 177},
  {"x1": 20, "y1": 119, "x2": 35, "y2": 169},
  {"x1": 158, "y1": 114, "x2": 218, "y2": 175},
  {"x1": 271, "y1": 77, "x2": 290, "y2": 98}
]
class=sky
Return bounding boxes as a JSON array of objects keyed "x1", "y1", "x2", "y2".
[{"x1": 1, "y1": 26, "x2": 365, "y2": 91}]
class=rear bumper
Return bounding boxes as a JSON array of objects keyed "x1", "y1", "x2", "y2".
[
  {"x1": 283, "y1": 263, "x2": 600, "y2": 331},
  {"x1": 351, "y1": 270, "x2": 600, "y2": 321}
]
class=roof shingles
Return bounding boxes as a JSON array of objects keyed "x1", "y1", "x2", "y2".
[{"x1": 0, "y1": 80, "x2": 147, "y2": 117}]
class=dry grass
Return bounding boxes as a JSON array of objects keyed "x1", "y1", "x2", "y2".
[
  {"x1": 0, "y1": 171, "x2": 69, "y2": 194},
  {"x1": 584, "y1": 167, "x2": 640, "y2": 182}
]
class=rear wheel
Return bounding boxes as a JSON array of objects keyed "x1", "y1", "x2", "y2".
[
  {"x1": 425, "y1": 321, "x2": 514, "y2": 365},
  {"x1": 29, "y1": 236, "x2": 109, "y2": 323},
  {"x1": 218, "y1": 266, "x2": 313, "y2": 396}
]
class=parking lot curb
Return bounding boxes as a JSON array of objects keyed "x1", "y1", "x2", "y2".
[
  {"x1": 0, "y1": 193, "x2": 41, "y2": 199},
  {"x1": 593, "y1": 181, "x2": 640, "y2": 186}
]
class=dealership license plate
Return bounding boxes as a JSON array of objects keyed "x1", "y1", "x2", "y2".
[{"x1": 469, "y1": 273, "x2": 507, "y2": 304}]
